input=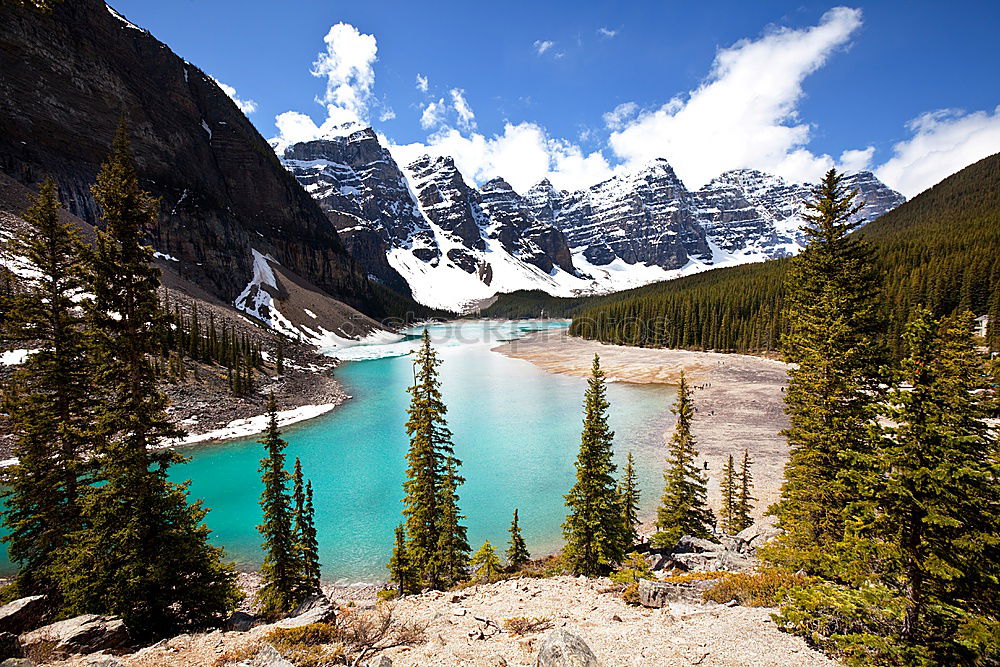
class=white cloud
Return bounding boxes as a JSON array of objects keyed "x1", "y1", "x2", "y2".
[
  {"x1": 450, "y1": 89, "x2": 476, "y2": 131},
  {"x1": 270, "y1": 23, "x2": 380, "y2": 151},
  {"x1": 416, "y1": 73, "x2": 429, "y2": 93},
  {"x1": 608, "y1": 7, "x2": 864, "y2": 188},
  {"x1": 388, "y1": 122, "x2": 614, "y2": 193},
  {"x1": 838, "y1": 146, "x2": 874, "y2": 173},
  {"x1": 379, "y1": 108, "x2": 396, "y2": 122},
  {"x1": 602, "y1": 102, "x2": 639, "y2": 130},
  {"x1": 212, "y1": 78, "x2": 257, "y2": 115},
  {"x1": 420, "y1": 98, "x2": 446, "y2": 130},
  {"x1": 875, "y1": 106, "x2": 1000, "y2": 197},
  {"x1": 598, "y1": 27, "x2": 619, "y2": 38},
  {"x1": 533, "y1": 40, "x2": 555, "y2": 55}
]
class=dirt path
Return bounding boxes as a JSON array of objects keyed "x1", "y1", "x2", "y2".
[{"x1": 493, "y1": 329, "x2": 791, "y2": 521}]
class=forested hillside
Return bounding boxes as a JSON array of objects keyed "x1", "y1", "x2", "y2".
[{"x1": 563, "y1": 154, "x2": 1000, "y2": 355}]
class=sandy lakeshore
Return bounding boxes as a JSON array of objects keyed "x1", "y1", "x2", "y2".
[{"x1": 493, "y1": 328, "x2": 791, "y2": 522}]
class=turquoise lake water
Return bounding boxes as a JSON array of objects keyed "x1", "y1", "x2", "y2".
[{"x1": 2, "y1": 320, "x2": 676, "y2": 583}]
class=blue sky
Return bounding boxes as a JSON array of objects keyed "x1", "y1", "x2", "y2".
[{"x1": 111, "y1": 1, "x2": 1000, "y2": 197}]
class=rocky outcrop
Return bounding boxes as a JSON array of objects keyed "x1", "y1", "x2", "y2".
[
  {"x1": 533, "y1": 629, "x2": 599, "y2": 667},
  {"x1": 0, "y1": 0, "x2": 387, "y2": 317},
  {"x1": 19, "y1": 615, "x2": 126, "y2": 657},
  {"x1": 638, "y1": 578, "x2": 716, "y2": 607},
  {"x1": 243, "y1": 645, "x2": 294, "y2": 667},
  {"x1": 0, "y1": 597, "x2": 48, "y2": 635},
  {"x1": 276, "y1": 594, "x2": 337, "y2": 629}
]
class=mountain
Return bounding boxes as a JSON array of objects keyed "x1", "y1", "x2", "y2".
[
  {"x1": 282, "y1": 129, "x2": 904, "y2": 311},
  {"x1": 561, "y1": 153, "x2": 1000, "y2": 357},
  {"x1": 0, "y1": 0, "x2": 426, "y2": 341}
]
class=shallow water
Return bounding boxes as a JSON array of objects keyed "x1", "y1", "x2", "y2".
[{"x1": 2, "y1": 320, "x2": 676, "y2": 582}]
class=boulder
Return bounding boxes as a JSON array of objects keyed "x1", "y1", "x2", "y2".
[
  {"x1": 533, "y1": 629, "x2": 599, "y2": 667},
  {"x1": 735, "y1": 523, "x2": 781, "y2": 550},
  {"x1": 0, "y1": 659, "x2": 33, "y2": 667},
  {"x1": 638, "y1": 578, "x2": 718, "y2": 607},
  {"x1": 243, "y1": 645, "x2": 294, "y2": 667},
  {"x1": 0, "y1": 597, "x2": 48, "y2": 635},
  {"x1": 225, "y1": 611, "x2": 257, "y2": 632},
  {"x1": 276, "y1": 595, "x2": 336, "y2": 629},
  {"x1": 672, "y1": 536, "x2": 721, "y2": 554},
  {"x1": 373, "y1": 658, "x2": 392, "y2": 667},
  {"x1": 82, "y1": 655, "x2": 126, "y2": 667},
  {"x1": 0, "y1": 633, "x2": 21, "y2": 661},
  {"x1": 19, "y1": 615, "x2": 126, "y2": 657}
]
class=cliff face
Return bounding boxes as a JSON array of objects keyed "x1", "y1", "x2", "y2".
[{"x1": 0, "y1": 0, "x2": 379, "y2": 313}]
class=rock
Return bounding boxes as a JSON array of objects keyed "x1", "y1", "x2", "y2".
[
  {"x1": 0, "y1": 633, "x2": 21, "y2": 661},
  {"x1": 672, "y1": 536, "x2": 721, "y2": 554},
  {"x1": 19, "y1": 615, "x2": 127, "y2": 657},
  {"x1": 82, "y1": 655, "x2": 126, "y2": 666},
  {"x1": 275, "y1": 595, "x2": 336, "y2": 628},
  {"x1": 735, "y1": 523, "x2": 781, "y2": 550},
  {"x1": 533, "y1": 629, "x2": 599, "y2": 667},
  {"x1": 225, "y1": 611, "x2": 257, "y2": 632},
  {"x1": 373, "y1": 658, "x2": 392, "y2": 667},
  {"x1": 0, "y1": 597, "x2": 48, "y2": 635},
  {"x1": 243, "y1": 645, "x2": 294, "y2": 667},
  {"x1": 0, "y1": 659, "x2": 33, "y2": 667},
  {"x1": 639, "y1": 578, "x2": 719, "y2": 607}
]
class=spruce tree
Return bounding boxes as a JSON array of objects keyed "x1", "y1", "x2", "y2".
[
  {"x1": 57, "y1": 125, "x2": 238, "y2": 639},
  {"x1": 719, "y1": 454, "x2": 737, "y2": 535},
  {"x1": 0, "y1": 178, "x2": 90, "y2": 597},
  {"x1": 299, "y1": 481, "x2": 322, "y2": 595},
  {"x1": 470, "y1": 540, "x2": 502, "y2": 583},
  {"x1": 434, "y1": 457, "x2": 470, "y2": 588},
  {"x1": 400, "y1": 329, "x2": 463, "y2": 589},
  {"x1": 617, "y1": 452, "x2": 641, "y2": 549},
  {"x1": 505, "y1": 508, "x2": 530, "y2": 571},
  {"x1": 876, "y1": 309, "x2": 999, "y2": 644},
  {"x1": 654, "y1": 371, "x2": 714, "y2": 547},
  {"x1": 387, "y1": 524, "x2": 413, "y2": 596},
  {"x1": 562, "y1": 354, "x2": 624, "y2": 575},
  {"x1": 256, "y1": 393, "x2": 300, "y2": 616},
  {"x1": 768, "y1": 168, "x2": 885, "y2": 575},
  {"x1": 734, "y1": 449, "x2": 755, "y2": 533}
]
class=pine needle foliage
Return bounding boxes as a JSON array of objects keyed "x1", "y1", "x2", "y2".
[
  {"x1": 505, "y1": 508, "x2": 530, "y2": 571},
  {"x1": 57, "y1": 124, "x2": 238, "y2": 639},
  {"x1": 470, "y1": 540, "x2": 503, "y2": 583},
  {"x1": 617, "y1": 452, "x2": 641, "y2": 549},
  {"x1": 719, "y1": 455, "x2": 738, "y2": 535},
  {"x1": 734, "y1": 449, "x2": 755, "y2": 533},
  {"x1": 654, "y1": 371, "x2": 714, "y2": 547},
  {"x1": 0, "y1": 178, "x2": 90, "y2": 598},
  {"x1": 562, "y1": 354, "x2": 625, "y2": 575}
]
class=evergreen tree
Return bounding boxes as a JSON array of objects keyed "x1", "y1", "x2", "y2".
[
  {"x1": 563, "y1": 354, "x2": 624, "y2": 575},
  {"x1": 617, "y1": 452, "x2": 641, "y2": 549},
  {"x1": 505, "y1": 508, "x2": 530, "y2": 571},
  {"x1": 654, "y1": 371, "x2": 714, "y2": 547},
  {"x1": 768, "y1": 168, "x2": 885, "y2": 575},
  {"x1": 299, "y1": 481, "x2": 322, "y2": 596},
  {"x1": 718, "y1": 454, "x2": 737, "y2": 534},
  {"x1": 734, "y1": 449, "x2": 755, "y2": 533},
  {"x1": 434, "y1": 457, "x2": 470, "y2": 588},
  {"x1": 400, "y1": 329, "x2": 462, "y2": 589},
  {"x1": 256, "y1": 393, "x2": 300, "y2": 616},
  {"x1": 876, "y1": 309, "x2": 1000, "y2": 644},
  {"x1": 387, "y1": 524, "x2": 413, "y2": 596},
  {"x1": 57, "y1": 125, "x2": 238, "y2": 639},
  {"x1": 470, "y1": 540, "x2": 503, "y2": 583},
  {"x1": 0, "y1": 178, "x2": 90, "y2": 597},
  {"x1": 275, "y1": 337, "x2": 285, "y2": 375}
]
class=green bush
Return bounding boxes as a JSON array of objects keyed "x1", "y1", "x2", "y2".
[
  {"x1": 609, "y1": 553, "x2": 653, "y2": 585},
  {"x1": 702, "y1": 568, "x2": 810, "y2": 607},
  {"x1": 621, "y1": 582, "x2": 640, "y2": 606}
]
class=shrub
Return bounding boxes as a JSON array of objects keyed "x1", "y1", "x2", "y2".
[
  {"x1": 266, "y1": 622, "x2": 339, "y2": 647},
  {"x1": 702, "y1": 568, "x2": 808, "y2": 606},
  {"x1": 622, "y1": 582, "x2": 641, "y2": 606},
  {"x1": 502, "y1": 616, "x2": 554, "y2": 635},
  {"x1": 660, "y1": 570, "x2": 729, "y2": 583},
  {"x1": 609, "y1": 553, "x2": 653, "y2": 585}
]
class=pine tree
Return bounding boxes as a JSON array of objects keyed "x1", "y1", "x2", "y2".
[
  {"x1": 505, "y1": 508, "x2": 530, "y2": 571},
  {"x1": 617, "y1": 452, "x2": 641, "y2": 549},
  {"x1": 434, "y1": 457, "x2": 470, "y2": 588},
  {"x1": 299, "y1": 481, "x2": 322, "y2": 596},
  {"x1": 470, "y1": 540, "x2": 502, "y2": 583},
  {"x1": 876, "y1": 309, "x2": 1000, "y2": 643},
  {"x1": 768, "y1": 168, "x2": 885, "y2": 576},
  {"x1": 256, "y1": 393, "x2": 300, "y2": 616},
  {"x1": 275, "y1": 337, "x2": 285, "y2": 375},
  {"x1": 654, "y1": 371, "x2": 714, "y2": 547},
  {"x1": 718, "y1": 454, "x2": 737, "y2": 534},
  {"x1": 57, "y1": 125, "x2": 238, "y2": 639},
  {"x1": 0, "y1": 178, "x2": 90, "y2": 597},
  {"x1": 387, "y1": 524, "x2": 413, "y2": 596},
  {"x1": 400, "y1": 329, "x2": 463, "y2": 589},
  {"x1": 563, "y1": 354, "x2": 624, "y2": 575},
  {"x1": 734, "y1": 449, "x2": 755, "y2": 533}
]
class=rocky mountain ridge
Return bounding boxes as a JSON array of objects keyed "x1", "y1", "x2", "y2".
[{"x1": 282, "y1": 131, "x2": 905, "y2": 311}]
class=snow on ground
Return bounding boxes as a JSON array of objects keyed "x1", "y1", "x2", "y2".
[
  {"x1": 170, "y1": 403, "x2": 341, "y2": 446},
  {"x1": 234, "y1": 249, "x2": 305, "y2": 340},
  {"x1": 0, "y1": 349, "x2": 36, "y2": 366}
]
